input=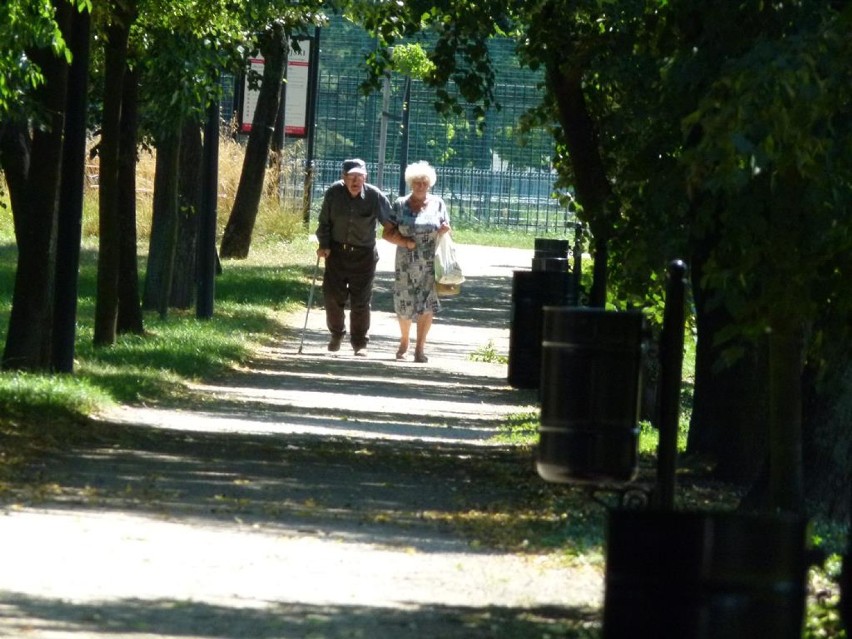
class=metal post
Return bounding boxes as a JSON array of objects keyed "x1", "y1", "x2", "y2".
[
  {"x1": 397, "y1": 77, "x2": 411, "y2": 198},
  {"x1": 654, "y1": 259, "x2": 688, "y2": 510},
  {"x1": 301, "y1": 27, "x2": 321, "y2": 227},
  {"x1": 376, "y1": 67, "x2": 391, "y2": 190}
]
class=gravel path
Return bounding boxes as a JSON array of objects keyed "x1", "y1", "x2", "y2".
[{"x1": 0, "y1": 242, "x2": 604, "y2": 638}]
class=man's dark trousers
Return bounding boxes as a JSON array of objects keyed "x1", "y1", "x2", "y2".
[{"x1": 322, "y1": 243, "x2": 379, "y2": 350}]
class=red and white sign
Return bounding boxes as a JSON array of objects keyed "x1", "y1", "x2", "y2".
[{"x1": 241, "y1": 40, "x2": 311, "y2": 136}]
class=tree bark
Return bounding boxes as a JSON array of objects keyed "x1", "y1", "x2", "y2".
[
  {"x1": 803, "y1": 356, "x2": 852, "y2": 521},
  {"x1": 94, "y1": 17, "x2": 131, "y2": 346},
  {"x1": 116, "y1": 64, "x2": 144, "y2": 335},
  {"x1": 545, "y1": 63, "x2": 613, "y2": 307},
  {"x1": 169, "y1": 122, "x2": 203, "y2": 309},
  {"x1": 142, "y1": 132, "x2": 181, "y2": 316},
  {"x1": 0, "y1": 125, "x2": 30, "y2": 221},
  {"x1": 767, "y1": 319, "x2": 805, "y2": 513},
  {"x1": 1, "y1": 3, "x2": 71, "y2": 370},
  {"x1": 53, "y1": 4, "x2": 91, "y2": 372},
  {"x1": 687, "y1": 241, "x2": 769, "y2": 483},
  {"x1": 219, "y1": 25, "x2": 288, "y2": 259}
]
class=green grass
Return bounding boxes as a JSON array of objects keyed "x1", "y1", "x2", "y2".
[
  {"x1": 451, "y1": 225, "x2": 538, "y2": 248},
  {"x1": 469, "y1": 339, "x2": 509, "y2": 364},
  {"x1": 0, "y1": 233, "x2": 318, "y2": 455}
]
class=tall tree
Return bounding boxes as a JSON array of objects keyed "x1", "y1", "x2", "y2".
[
  {"x1": 218, "y1": 2, "x2": 327, "y2": 259},
  {"x1": 351, "y1": 0, "x2": 852, "y2": 514},
  {"x1": 116, "y1": 65, "x2": 144, "y2": 334},
  {"x1": 219, "y1": 24, "x2": 288, "y2": 259},
  {"x1": 169, "y1": 122, "x2": 203, "y2": 309},
  {"x1": 0, "y1": 0, "x2": 79, "y2": 371},
  {"x1": 135, "y1": 14, "x2": 243, "y2": 316},
  {"x1": 93, "y1": 0, "x2": 135, "y2": 346},
  {"x1": 53, "y1": 3, "x2": 92, "y2": 372}
]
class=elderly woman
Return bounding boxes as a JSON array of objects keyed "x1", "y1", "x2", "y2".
[{"x1": 381, "y1": 161, "x2": 451, "y2": 363}]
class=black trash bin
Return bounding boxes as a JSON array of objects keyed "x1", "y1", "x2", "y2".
[
  {"x1": 532, "y1": 238, "x2": 570, "y2": 272},
  {"x1": 507, "y1": 270, "x2": 576, "y2": 390},
  {"x1": 532, "y1": 255, "x2": 570, "y2": 273},
  {"x1": 533, "y1": 237, "x2": 570, "y2": 258},
  {"x1": 536, "y1": 307, "x2": 647, "y2": 483},
  {"x1": 603, "y1": 509, "x2": 813, "y2": 639}
]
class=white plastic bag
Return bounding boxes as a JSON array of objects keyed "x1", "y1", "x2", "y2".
[{"x1": 434, "y1": 233, "x2": 465, "y2": 285}]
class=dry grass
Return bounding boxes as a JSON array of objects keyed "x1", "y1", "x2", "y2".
[{"x1": 82, "y1": 133, "x2": 306, "y2": 244}]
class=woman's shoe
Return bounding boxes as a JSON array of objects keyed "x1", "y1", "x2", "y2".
[{"x1": 414, "y1": 351, "x2": 428, "y2": 363}]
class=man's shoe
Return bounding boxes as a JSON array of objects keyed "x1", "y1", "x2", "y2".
[
  {"x1": 328, "y1": 334, "x2": 343, "y2": 352},
  {"x1": 353, "y1": 346, "x2": 368, "y2": 357}
]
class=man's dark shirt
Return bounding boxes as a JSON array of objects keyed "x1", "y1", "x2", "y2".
[{"x1": 316, "y1": 181, "x2": 392, "y2": 250}]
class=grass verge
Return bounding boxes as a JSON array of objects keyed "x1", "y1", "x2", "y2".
[{"x1": 0, "y1": 234, "x2": 318, "y2": 471}]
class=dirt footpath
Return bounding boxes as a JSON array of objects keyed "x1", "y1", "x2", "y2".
[{"x1": 0, "y1": 242, "x2": 604, "y2": 638}]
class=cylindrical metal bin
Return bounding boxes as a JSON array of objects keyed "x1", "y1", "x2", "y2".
[
  {"x1": 533, "y1": 237, "x2": 570, "y2": 260},
  {"x1": 532, "y1": 255, "x2": 570, "y2": 273},
  {"x1": 536, "y1": 307, "x2": 646, "y2": 483},
  {"x1": 603, "y1": 509, "x2": 813, "y2": 639},
  {"x1": 507, "y1": 270, "x2": 576, "y2": 390}
]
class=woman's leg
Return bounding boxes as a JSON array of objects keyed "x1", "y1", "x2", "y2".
[
  {"x1": 397, "y1": 317, "x2": 412, "y2": 358},
  {"x1": 414, "y1": 313, "x2": 433, "y2": 362}
]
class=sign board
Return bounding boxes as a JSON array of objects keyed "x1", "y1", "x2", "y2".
[{"x1": 240, "y1": 39, "x2": 311, "y2": 136}]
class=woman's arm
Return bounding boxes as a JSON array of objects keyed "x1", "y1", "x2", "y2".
[{"x1": 381, "y1": 222, "x2": 416, "y2": 249}]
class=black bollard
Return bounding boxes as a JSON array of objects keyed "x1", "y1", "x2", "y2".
[{"x1": 654, "y1": 260, "x2": 688, "y2": 509}]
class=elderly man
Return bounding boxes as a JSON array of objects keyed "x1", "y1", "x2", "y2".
[{"x1": 315, "y1": 159, "x2": 392, "y2": 356}]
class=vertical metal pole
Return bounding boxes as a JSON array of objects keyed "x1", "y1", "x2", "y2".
[
  {"x1": 302, "y1": 27, "x2": 321, "y2": 227},
  {"x1": 397, "y1": 77, "x2": 411, "y2": 198},
  {"x1": 655, "y1": 259, "x2": 688, "y2": 511},
  {"x1": 196, "y1": 87, "x2": 220, "y2": 320},
  {"x1": 376, "y1": 68, "x2": 391, "y2": 190}
]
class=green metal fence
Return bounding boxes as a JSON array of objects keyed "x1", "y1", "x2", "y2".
[
  {"x1": 233, "y1": 16, "x2": 576, "y2": 233},
  {"x1": 278, "y1": 158, "x2": 578, "y2": 233}
]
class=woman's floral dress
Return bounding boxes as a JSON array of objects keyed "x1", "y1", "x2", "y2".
[{"x1": 390, "y1": 194, "x2": 449, "y2": 320}]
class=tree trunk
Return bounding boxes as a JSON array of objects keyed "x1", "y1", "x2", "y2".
[
  {"x1": 219, "y1": 25, "x2": 288, "y2": 259},
  {"x1": 52, "y1": 5, "x2": 91, "y2": 372},
  {"x1": 1, "y1": 4, "x2": 71, "y2": 370},
  {"x1": 94, "y1": 18, "x2": 131, "y2": 346},
  {"x1": 0, "y1": 125, "x2": 30, "y2": 221},
  {"x1": 687, "y1": 245, "x2": 769, "y2": 483},
  {"x1": 545, "y1": 63, "x2": 613, "y2": 307},
  {"x1": 169, "y1": 122, "x2": 203, "y2": 309},
  {"x1": 116, "y1": 65, "x2": 144, "y2": 335},
  {"x1": 766, "y1": 319, "x2": 805, "y2": 513},
  {"x1": 803, "y1": 354, "x2": 852, "y2": 521},
  {"x1": 142, "y1": 132, "x2": 181, "y2": 316}
]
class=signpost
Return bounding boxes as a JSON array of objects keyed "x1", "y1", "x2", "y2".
[{"x1": 240, "y1": 41, "x2": 311, "y2": 137}]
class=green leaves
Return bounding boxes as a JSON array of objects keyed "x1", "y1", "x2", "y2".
[
  {"x1": 0, "y1": 0, "x2": 74, "y2": 119},
  {"x1": 390, "y1": 42, "x2": 434, "y2": 79}
]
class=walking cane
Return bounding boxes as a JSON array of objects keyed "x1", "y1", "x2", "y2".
[{"x1": 298, "y1": 255, "x2": 321, "y2": 354}]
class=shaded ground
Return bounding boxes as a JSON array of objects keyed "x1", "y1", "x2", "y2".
[{"x1": 0, "y1": 242, "x2": 605, "y2": 638}]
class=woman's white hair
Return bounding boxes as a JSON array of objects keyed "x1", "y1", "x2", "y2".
[{"x1": 404, "y1": 161, "x2": 437, "y2": 188}]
